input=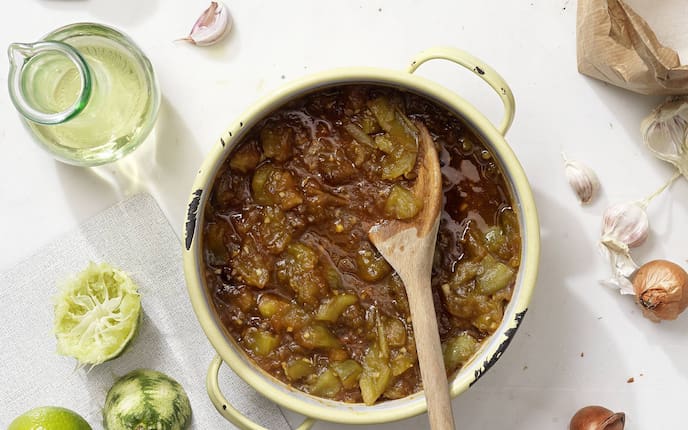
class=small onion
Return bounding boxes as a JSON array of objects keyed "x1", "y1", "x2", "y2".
[
  {"x1": 570, "y1": 405, "x2": 625, "y2": 430},
  {"x1": 632, "y1": 259, "x2": 688, "y2": 322}
]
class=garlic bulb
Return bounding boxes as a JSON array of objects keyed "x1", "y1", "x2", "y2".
[
  {"x1": 632, "y1": 259, "x2": 688, "y2": 322},
  {"x1": 640, "y1": 96, "x2": 688, "y2": 179},
  {"x1": 598, "y1": 174, "x2": 680, "y2": 295},
  {"x1": 563, "y1": 156, "x2": 600, "y2": 204},
  {"x1": 598, "y1": 201, "x2": 646, "y2": 295},
  {"x1": 600, "y1": 201, "x2": 649, "y2": 254},
  {"x1": 569, "y1": 405, "x2": 625, "y2": 430},
  {"x1": 180, "y1": 1, "x2": 232, "y2": 46}
]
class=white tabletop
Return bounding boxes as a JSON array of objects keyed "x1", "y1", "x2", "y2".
[{"x1": 2, "y1": 1, "x2": 687, "y2": 429}]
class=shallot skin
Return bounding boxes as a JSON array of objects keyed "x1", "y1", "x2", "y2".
[
  {"x1": 633, "y1": 259, "x2": 688, "y2": 322},
  {"x1": 570, "y1": 405, "x2": 625, "y2": 430}
]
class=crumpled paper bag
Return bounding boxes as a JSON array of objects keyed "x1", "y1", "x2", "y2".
[{"x1": 577, "y1": 0, "x2": 688, "y2": 95}]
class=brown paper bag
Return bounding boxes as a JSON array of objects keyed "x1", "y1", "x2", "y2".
[{"x1": 577, "y1": 0, "x2": 688, "y2": 95}]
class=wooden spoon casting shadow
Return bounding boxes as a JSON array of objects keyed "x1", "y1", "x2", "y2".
[{"x1": 368, "y1": 121, "x2": 455, "y2": 430}]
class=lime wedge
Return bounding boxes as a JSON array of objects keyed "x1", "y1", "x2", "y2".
[{"x1": 53, "y1": 262, "x2": 142, "y2": 366}]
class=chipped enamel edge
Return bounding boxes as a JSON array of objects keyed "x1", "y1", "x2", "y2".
[{"x1": 470, "y1": 309, "x2": 528, "y2": 387}]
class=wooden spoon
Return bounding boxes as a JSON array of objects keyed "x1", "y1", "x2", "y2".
[{"x1": 368, "y1": 122, "x2": 455, "y2": 429}]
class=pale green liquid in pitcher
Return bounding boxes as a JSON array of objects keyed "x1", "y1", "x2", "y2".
[{"x1": 21, "y1": 34, "x2": 157, "y2": 164}]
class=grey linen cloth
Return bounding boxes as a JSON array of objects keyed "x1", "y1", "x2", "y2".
[{"x1": 0, "y1": 193, "x2": 292, "y2": 430}]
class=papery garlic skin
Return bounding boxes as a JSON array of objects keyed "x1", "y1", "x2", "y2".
[
  {"x1": 600, "y1": 201, "x2": 649, "y2": 253},
  {"x1": 598, "y1": 244, "x2": 637, "y2": 295},
  {"x1": 599, "y1": 244, "x2": 638, "y2": 278},
  {"x1": 600, "y1": 276, "x2": 635, "y2": 296},
  {"x1": 181, "y1": 1, "x2": 232, "y2": 46},
  {"x1": 632, "y1": 259, "x2": 688, "y2": 322},
  {"x1": 641, "y1": 96, "x2": 688, "y2": 179},
  {"x1": 564, "y1": 159, "x2": 600, "y2": 204}
]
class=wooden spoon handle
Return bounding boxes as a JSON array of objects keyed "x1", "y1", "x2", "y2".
[{"x1": 406, "y1": 273, "x2": 456, "y2": 430}]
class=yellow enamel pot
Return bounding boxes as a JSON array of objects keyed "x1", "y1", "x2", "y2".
[{"x1": 183, "y1": 46, "x2": 540, "y2": 429}]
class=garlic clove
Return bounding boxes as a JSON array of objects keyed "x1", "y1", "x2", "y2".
[
  {"x1": 600, "y1": 201, "x2": 649, "y2": 252},
  {"x1": 640, "y1": 96, "x2": 688, "y2": 178},
  {"x1": 180, "y1": 1, "x2": 232, "y2": 47},
  {"x1": 564, "y1": 157, "x2": 600, "y2": 204},
  {"x1": 632, "y1": 259, "x2": 688, "y2": 322}
]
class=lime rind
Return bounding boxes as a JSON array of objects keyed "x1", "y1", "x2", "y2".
[
  {"x1": 8, "y1": 406, "x2": 92, "y2": 430},
  {"x1": 54, "y1": 262, "x2": 142, "y2": 366}
]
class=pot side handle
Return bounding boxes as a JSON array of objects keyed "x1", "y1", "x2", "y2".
[
  {"x1": 207, "y1": 355, "x2": 316, "y2": 430},
  {"x1": 407, "y1": 47, "x2": 515, "y2": 135}
]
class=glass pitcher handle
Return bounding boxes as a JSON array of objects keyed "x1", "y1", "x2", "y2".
[{"x1": 7, "y1": 41, "x2": 92, "y2": 125}]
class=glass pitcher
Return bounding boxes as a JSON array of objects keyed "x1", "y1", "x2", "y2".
[{"x1": 7, "y1": 23, "x2": 160, "y2": 166}]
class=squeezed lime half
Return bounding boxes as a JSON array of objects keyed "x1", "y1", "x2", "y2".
[
  {"x1": 8, "y1": 406, "x2": 92, "y2": 430},
  {"x1": 54, "y1": 262, "x2": 142, "y2": 366}
]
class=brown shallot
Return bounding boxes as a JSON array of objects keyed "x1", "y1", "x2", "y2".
[
  {"x1": 569, "y1": 405, "x2": 625, "y2": 430},
  {"x1": 632, "y1": 259, "x2": 688, "y2": 322}
]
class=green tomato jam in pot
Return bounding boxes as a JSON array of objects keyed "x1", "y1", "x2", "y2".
[{"x1": 201, "y1": 85, "x2": 521, "y2": 405}]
